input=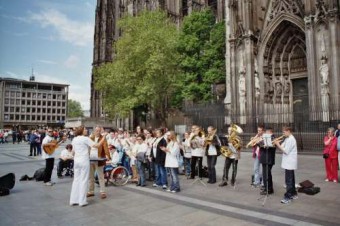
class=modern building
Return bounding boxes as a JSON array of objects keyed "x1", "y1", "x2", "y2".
[{"x1": 0, "y1": 76, "x2": 69, "y2": 129}]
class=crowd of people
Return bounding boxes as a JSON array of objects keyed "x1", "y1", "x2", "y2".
[{"x1": 3, "y1": 122, "x2": 339, "y2": 206}]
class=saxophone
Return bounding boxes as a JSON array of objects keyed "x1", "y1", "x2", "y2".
[{"x1": 220, "y1": 124, "x2": 243, "y2": 158}]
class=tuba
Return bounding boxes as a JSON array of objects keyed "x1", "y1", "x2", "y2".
[
  {"x1": 220, "y1": 124, "x2": 243, "y2": 158},
  {"x1": 204, "y1": 128, "x2": 217, "y2": 147}
]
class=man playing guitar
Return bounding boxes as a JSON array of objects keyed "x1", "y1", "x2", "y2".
[{"x1": 42, "y1": 128, "x2": 57, "y2": 186}]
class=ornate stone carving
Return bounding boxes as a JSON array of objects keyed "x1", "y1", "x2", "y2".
[
  {"x1": 268, "y1": 0, "x2": 304, "y2": 24},
  {"x1": 254, "y1": 58, "x2": 260, "y2": 99},
  {"x1": 264, "y1": 73, "x2": 274, "y2": 103},
  {"x1": 275, "y1": 81, "x2": 283, "y2": 104},
  {"x1": 320, "y1": 56, "x2": 329, "y2": 88},
  {"x1": 238, "y1": 52, "x2": 246, "y2": 118},
  {"x1": 283, "y1": 74, "x2": 290, "y2": 104},
  {"x1": 315, "y1": 0, "x2": 327, "y2": 20}
]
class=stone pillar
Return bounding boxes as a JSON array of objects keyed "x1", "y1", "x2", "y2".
[
  {"x1": 328, "y1": 10, "x2": 340, "y2": 119},
  {"x1": 304, "y1": 15, "x2": 318, "y2": 120},
  {"x1": 224, "y1": 1, "x2": 232, "y2": 124}
]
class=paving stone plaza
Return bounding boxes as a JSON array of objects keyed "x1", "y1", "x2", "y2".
[{"x1": 0, "y1": 142, "x2": 339, "y2": 226}]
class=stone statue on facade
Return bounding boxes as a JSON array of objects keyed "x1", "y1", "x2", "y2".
[
  {"x1": 320, "y1": 56, "x2": 329, "y2": 87},
  {"x1": 238, "y1": 52, "x2": 246, "y2": 123},
  {"x1": 264, "y1": 73, "x2": 274, "y2": 103},
  {"x1": 254, "y1": 58, "x2": 260, "y2": 100},
  {"x1": 283, "y1": 74, "x2": 290, "y2": 104},
  {"x1": 319, "y1": 55, "x2": 330, "y2": 121},
  {"x1": 275, "y1": 81, "x2": 283, "y2": 104}
]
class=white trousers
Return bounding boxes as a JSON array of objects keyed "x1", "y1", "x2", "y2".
[{"x1": 70, "y1": 157, "x2": 90, "y2": 206}]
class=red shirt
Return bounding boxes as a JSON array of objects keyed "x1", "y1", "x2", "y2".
[{"x1": 323, "y1": 136, "x2": 338, "y2": 159}]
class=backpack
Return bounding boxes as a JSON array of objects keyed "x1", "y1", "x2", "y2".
[{"x1": 33, "y1": 168, "x2": 46, "y2": 181}]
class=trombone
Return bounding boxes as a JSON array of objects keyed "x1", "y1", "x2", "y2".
[
  {"x1": 246, "y1": 134, "x2": 263, "y2": 148},
  {"x1": 272, "y1": 135, "x2": 287, "y2": 145}
]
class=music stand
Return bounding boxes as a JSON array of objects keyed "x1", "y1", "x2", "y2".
[
  {"x1": 258, "y1": 134, "x2": 272, "y2": 206},
  {"x1": 192, "y1": 156, "x2": 206, "y2": 186}
]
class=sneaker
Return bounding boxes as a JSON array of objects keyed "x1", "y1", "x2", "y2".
[
  {"x1": 166, "y1": 189, "x2": 171, "y2": 192},
  {"x1": 152, "y1": 183, "x2": 158, "y2": 187},
  {"x1": 281, "y1": 198, "x2": 291, "y2": 204},
  {"x1": 291, "y1": 195, "x2": 298, "y2": 200},
  {"x1": 44, "y1": 182, "x2": 54, "y2": 186},
  {"x1": 171, "y1": 190, "x2": 178, "y2": 193},
  {"x1": 325, "y1": 179, "x2": 329, "y2": 182},
  {"x1": 333, "y1": 180, "x2": 338, "y2": 183},
  {"x1": 162, "y1": 185, "x2": 167, "y2": 189},
  {"x1": 219, "y1": 181, "x2": 228, "y2": 187}
]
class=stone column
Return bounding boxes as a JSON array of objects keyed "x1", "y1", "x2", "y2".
[
  {"x1": 304, "y1": 15, "x2": 317, "y2": 120},
  {"x1": 328, "y1": 10, "x2": 340, "y2": 119},
  {"x1": 224, "y1": 1, "x2": 232, "y2": 124}
]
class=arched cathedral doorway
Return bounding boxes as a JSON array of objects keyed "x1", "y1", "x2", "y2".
[{"x1": 260, "y1": 20, "x2": 307, "y2": 125}]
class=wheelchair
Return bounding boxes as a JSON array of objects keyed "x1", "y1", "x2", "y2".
[
  {"x1": 103, "y1": 164, "x2": 129, "y2": 186},
  {"x1": 57, "y1": 159, "x2": 74, "y2": 178}
]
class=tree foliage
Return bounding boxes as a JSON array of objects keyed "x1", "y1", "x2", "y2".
[
  {"x1": 176, "y1": 9, "x2": 226, "y2": 104},
  {"x1": 95, "y1": 10, "x2": 179, "y2": 123},
  {"x1": 67, "y1": 99, "x2": 84, "y2": 118}
]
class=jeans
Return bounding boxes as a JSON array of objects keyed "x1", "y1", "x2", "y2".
[
  {"x1": 253, "y1": 156, "x2": 262, "y2": 185},
  {"x1": 183, "y1": 157, "x2": 191, "y2": 176},
  {"x1": 44, "y1": 158, "x2": 54, "y2": 183},
  {"x1": 222, "y1": 158, "x2": 238, "y2": 184},
  {"x1": 168, "y1": 168, "x2": 180, "y2": 191},
  {"x1": 137, "y1": 161, "x2": 146, "y2": 186},
  {"x1": 284, "y1": 169, "x2": 297, "y2": 199},
  {"x1": 147, "y1": 159, "x2": 155, "y2": 180},
  {"x1": 262, "y1": 164, "x2": 273, "y2": 192},
  {"x1": 191, "y1": 156, "x2": 203, "y2": 179},
  {"x1": 154, "y1": 163, "x2": 167, "y2": 186},
  {"x1": 30, "y1": 143, "x2": 37, "y2": 156},
  {"x1": 207, "y1": 155, "x2": 217, "y2": 183},
  {"x1": 36, "y1": 144, "x2": 42, "y2": 155}
]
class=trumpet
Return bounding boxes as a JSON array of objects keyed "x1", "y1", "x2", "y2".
[
  {"x1": 272, "y1": 135, "x2": 287, "y2": 145},
  {"x1": 246, "y1": 134, "x2": 263, "y2": 148}
]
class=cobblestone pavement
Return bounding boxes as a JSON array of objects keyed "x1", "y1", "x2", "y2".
[{"x1": 0, "y1": 142, "x2": 339, "y2": 226}]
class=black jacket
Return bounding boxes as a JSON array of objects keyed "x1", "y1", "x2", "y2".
[{"x1": 150, "y1": 138, "x2": 167, "y2": 166}]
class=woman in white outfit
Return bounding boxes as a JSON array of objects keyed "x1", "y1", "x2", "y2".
[{"x1": 70, "y1": 126, "x2": 107, "y2": 207}]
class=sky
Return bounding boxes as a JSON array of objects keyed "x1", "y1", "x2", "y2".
[{"x1": 0, "y1": 0, "x2": 96, "y2": 110}]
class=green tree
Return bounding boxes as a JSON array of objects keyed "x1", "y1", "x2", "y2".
[
  {"x1": 176, "y1": 9, "x2": 225, "y2": 104},
  {"x1": 95, "y1": 10, "x2": 180, "y2": 125},
  {"x1": 67, "y1": 99, "x2": 84, "y2": 118}
]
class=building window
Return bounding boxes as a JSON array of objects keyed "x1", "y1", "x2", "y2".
[
  {"x1": 53, "y1": 101, "x2": 56, "y2": 106},
  {"x1": 38, "y1": 93, "x2": 41, "y2": 98},
  {"x1": 42, "y1": 101, "x2": 46, "y2": 105},
  {"x1": 4, "y1": 107, "x2": 9, "y2": 112},
  {"x1": 62, "y1": 102, "x2": 65, "y2": 107},
  {"x1": 62, "y1": 95, "x2": 66, "y2": 100},
  {"x1": 47, "y1": 116, "x2": 51, "y2": 121},
  {"x1": 10, "y1": 107, "x2": 14, "y2": 112},
  {"x1": 38, "y1": 100, "x2": 41, "y2": 105},
  {"x1": 57, "y1": 94, "x2": 61, "y2": 100},
  {"x1": 27, "y1": 100, "x2": 31, "y2": 105},
  {"x1": 32, "y1": 108, "x2": 36, "y2": 113},
  {"x1": 10, "y1": 92, "x2": 15, "y2": 97},
  {"x1": 43, "y1": 93, "x2": 46, "y2": 99},
  {"x1": 37, "y1": 108, "x2": 41, "y2": 113},
  {"x1": 32, "y1": 100, "x2": 36, "y2": 105},
  {"x1": 22, "y1": 92, "x2": 26, "y2": 97},
  {"x1": 32, "y1": 93, "x2": 36, "y2": 98},
  {"x1": 53, "y1": 94, "x2": 56, "y2": 99},
  {"x1": 27, "y1": 92, "x2": 31, "y2": 98},
  {"x1": 4, "y1": 114, "x2": 9, "y2": 120},
  {"x1": 47, "y1": 109, "x2": 51, "y2": 113},
  {"x1": 42, "y1": 115, "x2": 46, "y2": 121},
  {"x1": 21, "y1": 100, "x2": 25, "y2": 105},
  {"x1": 57, "y1": 102, "x2": 61, "y2": 107},
  {"x1": 26, "y1": 108, "x2": 30, "y2": 113},
  {"x1": 42, "y1": 108, "x2": 46, "y2": 113},
  {"x1": 37, "y1": 115, "x2": 41, "y2": 121},
  {"x1": 5, "y1": 99, "x2": 9, "y2": 104},
  {"x1": 10, "y1": 99, "x2": 14, "y2": 104},
  {"x1": 26, "y1": 115, "x2": 30, "y2": 120},
  {"x1": 10, "y1": 114, "x2": 14, "y2": 120},
  {"x1": 32, "y1": 115, "x2": 35, "y2": 121},
  {"x1": 16, "y1": 92, "x2": 20, "y2": 97},
  {"x1": 52, "y1": 109, "x2": 56, "y2": 114},
  {"x1": 57, "y1": 109, "x2": 60, "y2": 114},
  {"x1": 21, "y1": 108, "x2": 25, "y2": 113},
  {"x1": 62, "y1": 109, "x2": 65, "y2": 114},
  {"x1": 5, "y1": 91, "x2": 9, "y2": 97},
  {"x1": 16, "y1": 99, "x2": 20, "y2": 105},
  {"x1": 48, "y1": 94, "x2": 51, "y2": 99},
  {"x1": 21, "y1": 115, "x2": 25, "y2": 120},
  {"x1": 16, "y1": 107, "x2": 20, "y2": 112},
  {"x1": 15, "y1": 115, "x2": 19, "y2": 120},
  {"x1": 52, "y1": 116, "x2": 55, "y2": 121}
]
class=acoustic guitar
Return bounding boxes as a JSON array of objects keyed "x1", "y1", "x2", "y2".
[{"x1": 43, "y1": 136, "x2": 67, "y2": 155}]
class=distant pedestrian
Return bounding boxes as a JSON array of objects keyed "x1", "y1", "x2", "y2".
[
  {"x1": 29, "y1": 130, "x2": 37, "y2": 156},
  {"x1": 323, "y1": 127, "x2": 338, "y2": 183},
  {"x1": 12, "y1": 131, "x2": 17, "y2": 144}
]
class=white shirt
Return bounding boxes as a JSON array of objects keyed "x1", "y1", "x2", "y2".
[
  {"x1": 42, "y1": 135, "x2": 55, "y2": 159},
  {"x1": 136, "y1": 142, "x2": 148, "y2": 154},
  {"x1": 183, "y1": 138, "x2": 192, "y2": 158},
  {"x1": 109, "y1": 151, "x2": 119, "y2": 166},
  {"x1": 61, "y1": 149, "x2": 74, "y2": 159},
  {"x1": 191, "y1": 136, "x2": 205, "y2": 157},
  {"x1": 72, "y1": 136, "x2": 95, "y2": 159},
  {"x1": 281, "y1": 135, "x2": 298, "y2": 170},
  {"x1": 165, "y1": 141, "x2": 180, "y2": 168}
]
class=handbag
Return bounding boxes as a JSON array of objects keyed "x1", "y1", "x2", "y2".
[{"x1": 323, "y1": 153, "x2": 329, "y2": 159}]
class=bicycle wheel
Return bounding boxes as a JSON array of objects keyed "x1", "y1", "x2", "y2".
[{"x1": 110, "y1": 166, "x2": 129, "y2": 186}]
